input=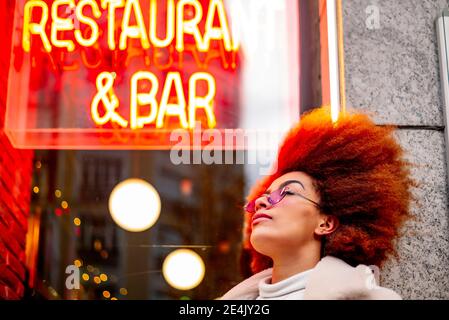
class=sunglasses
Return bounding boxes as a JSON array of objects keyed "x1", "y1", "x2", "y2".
[{"x1": 244, "y1": 186, "x2": 321, "y2": 214}]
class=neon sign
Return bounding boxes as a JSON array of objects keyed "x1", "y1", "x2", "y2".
[
  {"x1": 90, "y1": 70, "x2": 216, "y2": 129},
  {"x1": 21, "y1": 0, "x2": 235, "y2": 132},
  {"x1": 4, "y1": 0, "x2": 300, "y2": 149},
  {"x1": 23, "y1": 0, "x2": 237, "y2": 52}
]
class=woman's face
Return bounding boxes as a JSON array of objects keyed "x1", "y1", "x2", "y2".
[{"x1": 250, "y1": 171, "x2": 326, "y2": 257}]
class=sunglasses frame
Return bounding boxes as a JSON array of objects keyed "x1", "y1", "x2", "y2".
[{"x1": 244, "y1": 186, "x2": 321, "y2": 214}]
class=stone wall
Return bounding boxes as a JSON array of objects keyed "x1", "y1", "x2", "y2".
[{"x1": 342, "y1": 0, "x2": 449, "y2": 299}]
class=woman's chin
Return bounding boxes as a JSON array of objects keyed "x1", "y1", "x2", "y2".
[{"x1": 250, "y1": 230, "x2": 276, "y2": 256}]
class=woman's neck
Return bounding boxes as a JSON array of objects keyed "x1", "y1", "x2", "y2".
[{"x1": 271, "y1": 244, "x2": 321, "y2": 284}]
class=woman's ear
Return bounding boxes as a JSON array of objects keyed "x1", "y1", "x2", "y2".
[{"x1": 314, "y1": 214, "x2": 339, "y2": 236}]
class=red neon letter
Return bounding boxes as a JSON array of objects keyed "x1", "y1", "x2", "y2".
[{"x1": 22, "y1": 0, "x2": 52, "y2": 52}]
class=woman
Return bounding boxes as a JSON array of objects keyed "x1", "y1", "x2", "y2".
[{"x1": 220, "y1": 107, "x2": 414, "y2": 300}]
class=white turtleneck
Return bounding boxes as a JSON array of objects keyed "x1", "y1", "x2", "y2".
[{"x1": 256, "y1": 268, "x2": 314, "y2": 300}]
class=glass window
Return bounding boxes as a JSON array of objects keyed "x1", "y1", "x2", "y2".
[{"x1": 4, "y1": 0, "x2": 336, "y2": 299}]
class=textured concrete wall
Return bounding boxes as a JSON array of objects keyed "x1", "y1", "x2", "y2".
[{"x1": 342, "y1": 0, "x2": 449, "y2": 299}]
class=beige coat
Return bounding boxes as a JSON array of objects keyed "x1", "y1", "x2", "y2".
[{"x1": 220, "y1": 256, "x2": 401, "y2": 300}]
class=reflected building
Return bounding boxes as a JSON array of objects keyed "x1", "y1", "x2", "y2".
[{"x1": 31, "y1": 149, "x2": 245, "y2": 299}]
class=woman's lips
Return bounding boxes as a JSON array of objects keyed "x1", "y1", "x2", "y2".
[{"x1": 252, "y1": 213, "x2": 272, "y2": 226}]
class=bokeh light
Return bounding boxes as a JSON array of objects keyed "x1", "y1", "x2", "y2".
[
  {"x1": 162, "y1": 249, "x2": 205, "y2": 290},
  {"x1": 119, "y1": 288, "x2": 128, "y2": 296},
  {"x1": 108, "y1": 179, "x2": 161, "y2": 232},
  {"x1": 94, "y1": 240, "x2": 102, "y2": 252},
  {"x1": 73, "y1": 218, "x2": 81, "y2": 226}
]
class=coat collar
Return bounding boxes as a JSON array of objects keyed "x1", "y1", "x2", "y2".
[{"x1": 219, "y1": 256, "x2": 401, "y2": 300}]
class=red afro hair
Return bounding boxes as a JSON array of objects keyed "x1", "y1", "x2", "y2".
[{"x1": 243, "y1": 106, "x2": 414, "y2": 274}]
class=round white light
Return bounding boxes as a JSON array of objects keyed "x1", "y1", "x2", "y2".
[
  {"x1": 108, "y1": 179, "x2": 161, "y2": 232},
  {"x1": 162, "y1": 249, "x2": 205, "y2": 290}
]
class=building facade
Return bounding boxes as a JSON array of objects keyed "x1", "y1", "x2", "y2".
[{"x1": 342, "y1": 0, "x2": 449, "y2": 299}]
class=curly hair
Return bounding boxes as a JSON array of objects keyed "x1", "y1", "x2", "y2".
[{"x1": 243, "y1": 106, "x2": 414, "y2": 273}]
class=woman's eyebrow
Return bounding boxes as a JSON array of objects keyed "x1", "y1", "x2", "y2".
[
  {"x1": 282, "y1": 180, "x2": 306, "y2": 190},
  {"x1": 266, "y1": 180, "x2": 306, "y2": 193}
]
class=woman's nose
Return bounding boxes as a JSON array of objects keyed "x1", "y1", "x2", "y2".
[{"x1": 255, "y1": 195, "x2": 270, "y2": 212}]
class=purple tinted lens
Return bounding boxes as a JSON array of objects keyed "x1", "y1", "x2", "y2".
[
  {"x1": 245, "y1": 188, "x2": 286, "y2": 213},
  {"x1": 244, "y1": 200, "x2": 256, "y2": 213},
  {"x1": 268, "y1": 188, "x2": 284, "y2": 205}
]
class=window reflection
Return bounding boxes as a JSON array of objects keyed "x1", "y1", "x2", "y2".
[
  {"x1": 32, "y1": 150, "x2": 245, "y2": 299},
  {"x1": 21, "y1": 0, "x2": 336, "y2": 300}
]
